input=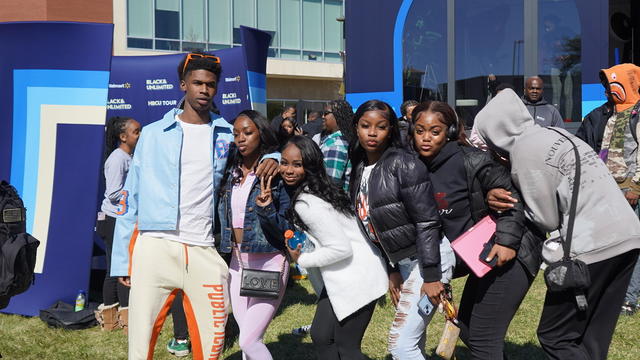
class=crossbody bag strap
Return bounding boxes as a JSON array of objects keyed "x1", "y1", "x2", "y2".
[
  {"x1": 232, "y1": 241, "x2": 288, "y2": 273},
  {"x1": 547, "y1": 127, "x2": 581, "y2": 260}
]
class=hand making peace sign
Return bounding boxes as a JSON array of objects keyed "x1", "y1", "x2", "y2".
[{"x1": 255, "y1": 175, "x2": 274, "y2": 207}]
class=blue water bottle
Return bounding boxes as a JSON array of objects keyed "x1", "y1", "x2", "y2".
[
  {"x1": 75, "y1": 290, "x2": 86, "y2": 312},
  {"x1": 285, "y1": 230, "x2": 307, "y2": 251}
]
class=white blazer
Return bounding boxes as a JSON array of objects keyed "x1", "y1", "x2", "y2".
[{"x1": 295, "y1": 193, "x2": 388, "y2": 321}]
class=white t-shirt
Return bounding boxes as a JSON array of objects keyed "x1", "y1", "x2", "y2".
[
  {"x1": 144, "y1": 116, "x2": 215, "y2": 246},
  {"x1": 356, "y1": 164, "x2": 378, "y2": 243}
]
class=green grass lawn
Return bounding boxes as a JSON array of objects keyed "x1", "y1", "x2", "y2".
[{"x1": 1, "y1": 274, "x2": 638, "y2": 359}]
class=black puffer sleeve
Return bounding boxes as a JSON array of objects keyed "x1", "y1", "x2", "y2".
[
  {"x1": 473, "y1": 152, "x2": 526, "y2": 250},
  {"x1": 397, "y1": 152, "x2": 442, "y2": 282}
]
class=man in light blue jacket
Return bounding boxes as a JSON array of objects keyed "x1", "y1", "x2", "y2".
[{"x1": 111, "y1": 52, "x2": 278, "y2": 360}]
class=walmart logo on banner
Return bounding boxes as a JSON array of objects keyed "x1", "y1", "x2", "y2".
[{"x1": 10, "y1": 69, "x2": 109, "y2": 273}]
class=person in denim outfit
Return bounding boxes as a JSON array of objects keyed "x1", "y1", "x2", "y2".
[{"x1": 218, "y1": 110, "x2": 290, "y2": 360}]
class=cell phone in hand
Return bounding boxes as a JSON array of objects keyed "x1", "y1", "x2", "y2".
[
  {"x1": 479, "y1": 241, "x2": 498, "y2": 267},
  {"x1": 418, "y1": 295, "x2": 434, "y2": 316}
]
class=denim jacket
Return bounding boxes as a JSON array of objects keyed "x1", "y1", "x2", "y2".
[
  {"x1": 111, "y1": 108, "x2": 280, "y2": 277},
  {"x1": 218, "y1": 173, "x2": 291, "y2": 254}
]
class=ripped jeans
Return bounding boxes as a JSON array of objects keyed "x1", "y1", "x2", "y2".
[{"x1": 388, "y1": 237, "x2": 455, "y2": 360}]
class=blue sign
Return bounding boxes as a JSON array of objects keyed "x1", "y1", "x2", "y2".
[
  {"x1": 0, "y1": 22, "x2": 113, "y2": 316},
  {"x1": 107, "y1": 26, "x2": 270, "y2": 126}
]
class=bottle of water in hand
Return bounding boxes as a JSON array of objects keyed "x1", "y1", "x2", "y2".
[{"x1": 285, "y1": 230, "x2": 307, "y2": 251}]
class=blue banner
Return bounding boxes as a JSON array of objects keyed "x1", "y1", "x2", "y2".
[
  {"x1": 107, "y1": 27, "x2": 271, "y2": 126},
  {"x1": 0, "y1": 22, "x2": 113, "y2": 316},
  {"x1": 240, "y1": 26, "x2": 271, "y2": 114}
]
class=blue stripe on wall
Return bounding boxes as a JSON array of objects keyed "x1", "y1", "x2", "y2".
[
  {"x1": 11, "y1": 70, "x2": 110, "y2": 194},
  {"x1": 12, "y1": 69, "x2": 109, "y2": 232}
]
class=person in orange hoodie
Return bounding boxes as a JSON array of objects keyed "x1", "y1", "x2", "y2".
[{"x1": 599, "y1": 63, "x2": 640, "y2": 316}]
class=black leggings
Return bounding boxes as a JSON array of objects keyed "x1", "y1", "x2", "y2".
[
  {"x1": 96, "y1": 215, "x2": 130, "y2": 307},
  {"x1": 537, "y1": 250, "x2": 639, "y2": 360},
  {"x1": 458, "y1": 259, "x2": 534, "y2": 360},
  {"x1": 171, "y1": 291, "x2": 189, "y2": 340},
  {"x1": 311, "y1": 288, "x2": 376, "y2": 360}
]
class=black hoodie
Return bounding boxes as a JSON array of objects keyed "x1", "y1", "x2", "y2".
[
  {"x1": 425, "y1": 142, "x2": 474, "y2": 242},
  {"x1": 424, "y1": 142, "x2": 541, "y2": 275},
  {"x1": 521, "y1": 96, "x2": 565, "y2": 128}
]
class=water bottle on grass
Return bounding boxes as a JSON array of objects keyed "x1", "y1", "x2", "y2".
[{"x1": 75, "y1": 290, "x2": 86, "y2": 312}]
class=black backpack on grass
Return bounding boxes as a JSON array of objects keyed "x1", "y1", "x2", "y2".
[
  {"x1": 0, "y1": 180, "x2": 39, "y2": 309},
  {"x1": 39, "y1": 301, "x2": 98, "y2": 330}
]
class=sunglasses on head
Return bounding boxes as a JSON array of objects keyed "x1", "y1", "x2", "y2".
[{"x1": 182, "y1": 53, "x2": 221, "y2": 76}]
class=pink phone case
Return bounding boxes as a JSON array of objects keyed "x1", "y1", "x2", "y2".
[{"x1": 450, "y1": 216, "x2": 496, "y2": 278}]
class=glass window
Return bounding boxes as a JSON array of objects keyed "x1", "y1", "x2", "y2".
[
  {"x1": 280, "y1": 0, "x2": 300, "y2": 49},
  {"x1": 183, "y1": 42, "x2": 206, "y2": 52},
  {"x1": 280, "y1": 49, "x2": 302, "y2": 60},
  {"x1": 258, "y1": 0, "x2": 278, "y2": 47},
  {"x1": 208, "y1": 0, "x2": 231, "y2": 44},
  {"x1": 455, "y1": 0, "x2": 524, "y2": 127},
  {"x1": 303, "y1": 0, "x2": 322, "y2": 51},
  {"x1": 209, "y1": 43, "x2": 231, "y2": 51},
  {"x1": 155, "y1": 0, "x2": 180, "y2": 39},
  {"x1": 156, "y1": 39, "x2": 180, "y2": 51},
  {"x1": 128, "y1": 38, "x2": 153, "y2": 49},
  {"x1": 183, "y1": 0, "x2": 205, "y2": 43},
  {"x1": 324, "y1": 52, "x2": 341, "y2": 63},
  {"x1": 403, "y1": 0, "x2": 448, "y2": 103},
  {"x1": 303, "y1": 51, "x2": 322, "y2": 61},
  {"x1": 234, "y1": 0, "x2": 255, "y2": 28},
  {"x1": 127, "y1": 0, "x2": 345, "y2": 60},
  {"x1": 128, "y1": 0, "x2": 153, "y2": 38},
  {"x1": 539, "y1": 0, "x2": 581, "y2": 122},
  {"x1": 233, "y1": 0, "x2": 255, "y2": 43},
  {"x1": 324, "y1": 0, "x2": 342, "y2": 52},
  {"x1": 157, "y1": 0, "x2": 179, "y2": 11}
]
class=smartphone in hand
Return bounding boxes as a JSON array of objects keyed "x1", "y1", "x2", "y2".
[
  {"x1": 418, "y1": 295, "x2": 434, "y2": 316},
  {"x1": 479, "y1": 240, "x2": 498, "y2": 267}
]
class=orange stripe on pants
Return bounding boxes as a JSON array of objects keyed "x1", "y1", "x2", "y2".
[
  {"x1": 147, "y1": 289, "x2": 178, "y2": 360},
  {"x1": 128, "y1": 235, "x2": 229, "y2": 360}
]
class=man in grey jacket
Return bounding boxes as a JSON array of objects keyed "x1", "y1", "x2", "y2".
[
  {"x1": 475, "y1": 89, "x2": 640, "y2": 360},
  {"x1": 522, "y1": 76, "x2": 565, "y2": 128}
]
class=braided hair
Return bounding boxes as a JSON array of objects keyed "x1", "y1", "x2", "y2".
[
  {"x1": 327, "y1": 100, "x2": 355, "y2": 145},
  {"x1": 104, "y1": 116, "x2": 132, "y2": 161}
]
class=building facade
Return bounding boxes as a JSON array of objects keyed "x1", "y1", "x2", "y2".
[{"x1": 115, "y1": 0, "x2": 344, "y2": 120}]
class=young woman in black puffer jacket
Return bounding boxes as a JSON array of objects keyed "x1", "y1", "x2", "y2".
[
  {"x1": 348, "y1": 100, "x2": 453, "y2": 360},
  {"x1": 411, "y1": 100, "x2": 544, "y2": 360}
]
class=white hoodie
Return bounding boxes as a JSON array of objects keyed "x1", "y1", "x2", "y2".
[{"x1": 475, "y1": 89, "x2": 640, "y2": 264}]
